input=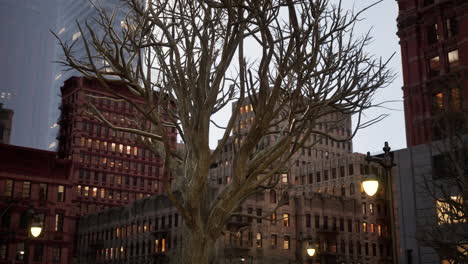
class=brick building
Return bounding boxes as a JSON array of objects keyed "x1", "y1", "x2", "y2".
[
  {"x1": 75, "y1": 153, "x2": 392, "y2": 264},
  {"x1": 57, "y1": 77, "x2": 177, "y2": 216},
  {"x1": 397, "y1": 0, "x2": 468, "y2": 146},
  {"x1": 0, "y1": 144, "x2": 75, "y2": 264},
  {"x1": 0, "y1": 104, "x2": 13, "y2": 144}
]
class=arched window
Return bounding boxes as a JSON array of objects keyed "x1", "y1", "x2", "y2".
[
  {"x1": 270, "y1": 189, "x2": 277, "y2": 203},
  {"x1": 350, "y1": 183, "x2": 355, "y2": 195},
  {"x1": 341, "y1": 184, "x2": 346, "y2": 196}
]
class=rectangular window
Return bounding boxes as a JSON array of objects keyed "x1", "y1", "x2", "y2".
[
  {"x1": 348, "y1": 164, "x2": 354, "y2": 175},
  {"x1": 323, "y1": 216, "x2": 328, "y2": 230},
  {"x1": 52, "y1": 247, "x2": 61, "y2": 263},
  {"x1": 451, "y1": 88, "x2": 461, "y2": 112},
  {"x1": 283, "y1": 236, "x2": 290, "y2": 249},
  {"x1": 111, "y1": 143, "x2": 116, "y2": 152},
  {"x1": 271, "y1": 235, "x2": 277, "y2": 247},
  {"x1": 22, "y1": 181, "x2": 31, "y2": 198},
  {"x1": 427, "y1": 23, "x2": 438, "y2": 44},
  {"x1": 84, "y1": 186, "x2": 89, "y2": 197},
  {"x1": 4, "y1": 179, "x2": 13, "y2": 196},
  {"x1": 315, "y1": 215, "x2": 320, "y2": 228},
  {"x1": 57, "y1": 185, "x2": 65, "y2": 202},
  {"x1": 281, "y1": 173, "x2": 288, "y2": 183},
  {"x1": 429, "y1": 56, "x2": 441, "y2": 76},
  {"x1": 0, "y1": 243, "x2": 7, "y2": 260},
  {"x1": 283, "y1": 213, "x2": 289, "y2": 227},
  {"x1": 39, "y1": 183, "x2": 47, "y2": 201},
  {"x1": 433, "y1": 92, "x2": 444, "y2": 112},
  {"x1": 55, "y1": 213, "x2": 64, "y2": 232},
  {"x1": 92, "y1": 187, "x2": 98, "y2": 197},
  {"x1": 448, "y1": 49, "x2": 459, "y2": 69},
  {"x1": 306, "y1": 214, "x2": 311, "y2": 228},
  {"x1": 33, "y1": 244, "x2": 44, "y2": 261},
  {"x1": 256, "y1": 209, "x2": 262, "y2": 223},
  {"x1": 363, "y1": 222, "x2": 368, "y2": 232},
  {"x1": 446, "y1": 17, "x2": 458, "y2": 38}
]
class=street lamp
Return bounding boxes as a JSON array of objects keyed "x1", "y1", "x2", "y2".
[
  {"x1": 364, "y1": 142, "x2": 397, "y2": 264},
  {"x1": 306, "y1": 241, "x2": 316, "y2": 257},
  {"x1": 30, "y1": 220, "x2": 43, "y2": 238},
  {"x1": 362, "y1": 175, "x2": 379, "y2": 197},
  {"x1": 24, "y1": 209, "x2": 43, "y2": 264}
]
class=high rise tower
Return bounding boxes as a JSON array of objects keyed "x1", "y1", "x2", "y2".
[
  {"x1": 397, "y1": 0, "x2": 468, "y2": 146},
  {"x1": 58, "y1": 77, "x2": 177, "y2": 216}
]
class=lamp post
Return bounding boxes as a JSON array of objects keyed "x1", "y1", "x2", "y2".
[
  {"x1": 24, "y1": 209, "x2": 43, "y2": 264},
  {"x1": 363, "y1": 142, "x2": 397, "y2": 264},
  {"x1": 306, "y1": 240, "x2": 316, "y2": 257}
]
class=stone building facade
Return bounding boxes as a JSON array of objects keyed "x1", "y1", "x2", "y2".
[
  {"x1": 57, "y1": 76, "x2": 177, "y2": 216},
  {"x1": 75, "y1": 152, "x2": 392, "y2": 264},
  {"x1": 0, "y1": 144, "x2": 75, "y2": 264}
]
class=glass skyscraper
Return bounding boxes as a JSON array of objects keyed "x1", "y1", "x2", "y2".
[{"x1": 0, "y1": 0, "x2": 128, "y2": 150}]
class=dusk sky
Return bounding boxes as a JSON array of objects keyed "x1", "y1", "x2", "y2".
[{"x1": 209, "y1": 0, "x2": 407, "y2": 154}]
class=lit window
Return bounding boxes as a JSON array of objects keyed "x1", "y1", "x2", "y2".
[
  {"x1": 84, "y1": 186, "x2": 89, "y2": 197},
  {"x1": 57, "y1": 185, "x2": 65, "y2": 202},
  {"x1": 256, "y1": 233, "x2": 262, "y2": 248},
  {"x1": 433, "y1": 92, "x2": 444, "y2": 111},
  {"x1": 55, "y1": 213, "x2": 64, "y2": 232},
  {"x1": 245, "y1": 105, "x2": 249, "y2": 113},
  {"x1": 103, "y1": 141, "x2": 108, "y2": 150},
  {"x1": 102, "y1": 157, "x2": 107, "y2": 165},
  {"x1": 126, "y1": 146, "x2": 131, "y2": 155},
  {"x1": 72, "y1": 31, "x2": 81, "y2": 41},
  {"x1": 239, "y1": 107, "x2": 243, "y2": 114},
  {"x1": 134, "y1": 147, "x2": 138, "y2": 156},
  {"x1": 80, "y1": 137, "x2": 85, "y2": 147},
  {"x1": 250, "y1": 104, "x2": 253, "y2": 112},
  {"x1": 281, "y1": 173, "x2": 288, "y2": 183},
  {"x1": 370, "y1": 223, "x2": 375, "y2": 232},
  {"x1": 100, "y1": 189, "x2": 105, "y2": 198},
  {"x1": 92, "y1": 187, "x2": 98, "y2": 197},
  {"x1": 111, "y1": 143, "x2": 116, "y2": 152},
  {"x1": 119, "y1": 144, "x2": 123, "y2": 153},
  {"x1": 283, "y1": 213, "x2": 289, "y2": 227},
  {"x1": 377, "y1": 224, "x2": 382, "y2": 237},
  {"x1": 77, "y1": 185, "x2": 82, "y2": 196},
  {"x1": 448, "y1": 50, "x2": 459, "y2": 69},
  {"x1": 154, "y1": 240, "x2": 159, "y2": 253},
  {"x1": 362, "y1": 222, "x2": 367, "y2": 232},
  {"x1": 95, "y1": 140, "x2": 100, "y2": 150},
  {"x1": 283, "y1": 236, "x2": 290, "y2": 249},
  {"x1": 87, "y1": 139, "x2": 92, "y2": 148},
  {"x1": 161, "y1": 238, "x2": 166, "y2": 252}
]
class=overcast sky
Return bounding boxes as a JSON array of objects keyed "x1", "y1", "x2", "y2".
[{"x1": 208, "y1": 0, "x2": 407, "y2": 154}]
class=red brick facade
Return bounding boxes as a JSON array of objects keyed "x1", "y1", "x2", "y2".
[
  {"x1": 0, "y1": 144, "x2": 75, "y2": 264},
  {"x1": 57, "y1": 77, "x2": 177, "y2": 216},
  {"x1": 397, "y1": 0, "x2": 468, "y2": 146}
]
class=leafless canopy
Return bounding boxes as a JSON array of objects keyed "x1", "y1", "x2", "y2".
[{"x1": 55, "y1": 0, "x2": 393, "y2": 262}]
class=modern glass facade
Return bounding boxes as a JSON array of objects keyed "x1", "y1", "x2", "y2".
[{"x1": 0, "y1": 0, "x2": 128, "y2": 150}]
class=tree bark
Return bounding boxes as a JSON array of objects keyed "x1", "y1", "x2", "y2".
[{"x1": 179, "y1": 229, "x2": 216, "y2": 264}]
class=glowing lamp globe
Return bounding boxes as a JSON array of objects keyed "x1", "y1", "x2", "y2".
[
  {"x1": 30, "y1": 226, "x2": 43, "y2": 238},
  {"x1": 362, "y1": 179, "x2": 379, "y2": 197},
  {"x1": 307, "y1": 247, "x2": 316, "y2": 257}
]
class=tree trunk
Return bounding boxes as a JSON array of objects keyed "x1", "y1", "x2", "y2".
[{"x1": 179, "y1": 230, "x2": 216, "y2": 264}]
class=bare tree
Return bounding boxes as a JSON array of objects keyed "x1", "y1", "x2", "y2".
[
  {"x1": 54, "y1": 0, "x2": 393, "y2": 262},
  {"x1": 418, "y1": 113, "x2": 468, "y2": 263}
]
